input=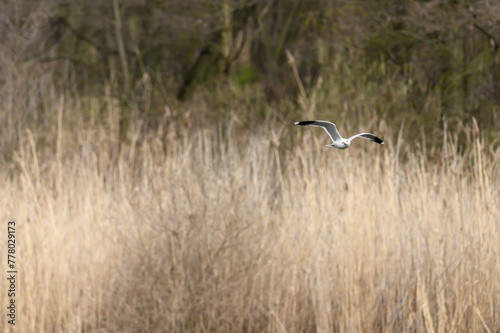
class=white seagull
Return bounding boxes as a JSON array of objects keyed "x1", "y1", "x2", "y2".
[{"x1": 294, "y1": 120, "x2": 384, "y2": 149}]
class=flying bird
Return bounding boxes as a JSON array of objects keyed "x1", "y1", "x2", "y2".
[{"x1": 294, "y1": 120, "x2": 384, "y2": 149}]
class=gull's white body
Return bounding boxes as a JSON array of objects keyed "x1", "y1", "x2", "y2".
[{"x1": 294, "y1": 120, "x2": 384, "y2": 149}]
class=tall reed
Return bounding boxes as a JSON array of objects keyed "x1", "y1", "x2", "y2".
[{"x1": 1, "y1": 117, "x2": 499, "y2": 332}]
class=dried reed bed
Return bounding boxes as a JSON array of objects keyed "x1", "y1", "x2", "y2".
[{"x1": 1, "y1": 120, "x2": 499, "y2": 332}]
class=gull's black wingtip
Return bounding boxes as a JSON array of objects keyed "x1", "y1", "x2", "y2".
[
  {"x1": 374, "y1": 137, "x2": 384, "y2": 145},
  {"x1": 294, "y1": 121, "x2": 315, "y2": 126}
]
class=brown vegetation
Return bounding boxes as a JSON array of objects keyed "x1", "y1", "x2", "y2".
[
  {"x1": 1, "y1": 98, "x2": 499, "y2": 331},
  {"x1": 1, "y1": 0, "x2": 500, "y2": 332}
]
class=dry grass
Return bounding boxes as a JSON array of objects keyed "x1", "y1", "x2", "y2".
[{"x1": 1, "y1": 109, "x2": 499, "y2": 332}]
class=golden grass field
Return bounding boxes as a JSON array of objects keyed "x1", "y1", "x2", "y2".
[{"x1": 1, "y1": 107, "x2": 499, "y2": 332}]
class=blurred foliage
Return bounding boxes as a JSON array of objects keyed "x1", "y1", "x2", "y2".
[{"x1": 0, "y1": 0, "x2": 499, "y2": 147}]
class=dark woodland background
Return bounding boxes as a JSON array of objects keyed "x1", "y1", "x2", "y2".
[{"x1": 1, "y1": 0, "x2": 499, "y2": 154}]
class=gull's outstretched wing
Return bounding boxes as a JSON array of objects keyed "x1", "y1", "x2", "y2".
[
  {"x1": 348, "y1": 133, "x2": 384, "y2": 145},
  {"x1": 294, "y1": 121, "x2": 342, "y2": 143}
]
